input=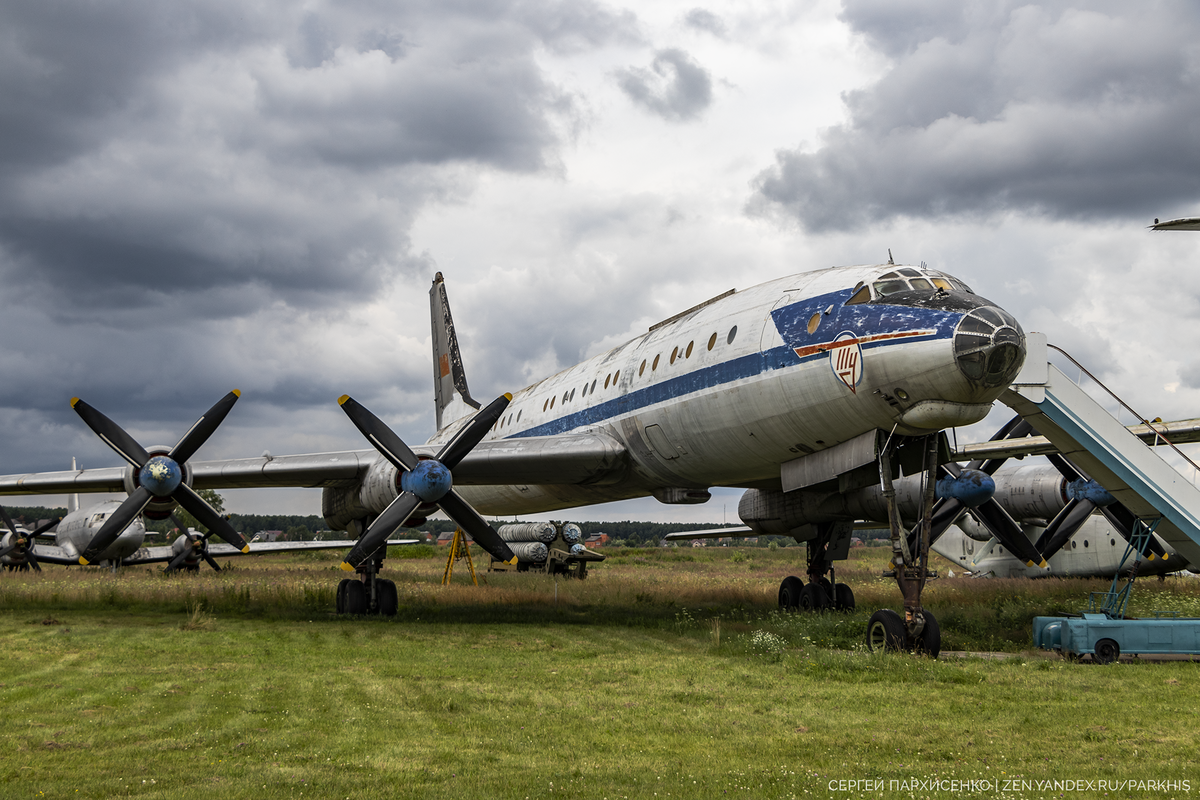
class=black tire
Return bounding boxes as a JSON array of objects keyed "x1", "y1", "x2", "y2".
[
  {"x1": 343, "y1": 580, "x2": 367, "y2": 615},
  {"x1": 833, "y1": 583, "x2": 855, "y2": 612},
  {"x1": 336, "y1": 578, "x2": 352, "y2": 614},
  {"x1": 1094, "y1": 638, "x2": 1120, "y2": 665},
  {"x1": 377, "y1": 579, "x2": 398, "y2": 617},
  {"x1": 866, "y1": 609, "x2": 906, "y2": 652},
  {"x1": 913, "y1": 611, "x2": 941, "y2": 658},
  {"x1": 778, "y1": 576, "x2": 803, "y2": 611},
  {"x1": 799, "y1": 582, "x2": 829, "y2": 612}
]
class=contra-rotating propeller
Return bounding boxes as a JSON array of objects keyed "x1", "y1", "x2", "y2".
[
  {"x1": 0, "y1": 505, "x2": 55, "y2": 571},
  {"x1": 71, "y1": 391, "x2": 250, "y2": 565},
  {"x1": 163, "y1": 513, "x2": 223, "y2": 573},
  {"x1": 337, "y1": 393, "x2": 517, "y2": 571},
  {"x1": 922, "y1": 416, "x2": 1049, "y2": 568}
]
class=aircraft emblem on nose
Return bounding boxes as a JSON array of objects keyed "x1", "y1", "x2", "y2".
[{"x1": 830, "y1": 331, "x2": 864, "y2": 393}]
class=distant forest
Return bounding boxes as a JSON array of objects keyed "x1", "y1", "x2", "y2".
[{"x1": 0, "y1": 504, "x2": 821, "y2": 547}]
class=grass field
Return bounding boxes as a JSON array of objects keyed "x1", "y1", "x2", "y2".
[{"x1": 2, "y1": 546, "x2": 1198, "y2": 799}]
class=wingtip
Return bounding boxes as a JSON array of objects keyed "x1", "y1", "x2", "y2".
[{"x1": 340, "y1": 561, "x2": 356, "y2": 572}]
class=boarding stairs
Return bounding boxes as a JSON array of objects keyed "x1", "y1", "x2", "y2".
[{"x1": 1002, "y1": 333, "x2": 1200, "y2": 567}]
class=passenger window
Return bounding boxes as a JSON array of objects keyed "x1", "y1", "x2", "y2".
[
  {"x1": 727, "y1": 326, "x2": 738, "y2": 344},
  {"x1": 550, "y1": 396, "x2": 555, "y2": 409},
  {"x1": 846, "y1": 285, "x2": 871, "y2": 305},
  {"x1": 590, "y1": 379, "x2": 596, "y2": 393},
  {"x1": 569, "y1": 389, "x2": 575, "y2": 401},
  {"x1": 807, "y1": 312, "x2": 821, "y2": 334},
  {"x1": 685, "y1": 341, "x2": 694, "y2": 358},
  {"x1": 652, "y1": 354, "x2": 660, "y2": 371},
  {"x1": 517, "y1": 410, "x2": 522, "y2": 422},
  {"x1": 543, "y1": 399, "x2": 548, "y2": 412},
  {"x1": 670, "y1": 347, "x2": 678, "y2": 365},
  {"x1": 639, "y1": 360, "x2": 646, "y2": 377},
  {"x1": 707, "y1": 332, "x2": 717, "y2": 351},
  {"x1": 613, "y1": 369, "x2": 620, "y2": 384},
  {"x1": 604, "y1": 374, "x2": 610, "y2": 389}
]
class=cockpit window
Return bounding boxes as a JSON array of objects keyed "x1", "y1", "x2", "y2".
[
  {"x1": 872, "y1": 269, "x2": 974, "y2": 298},
  {"x1": 846, "y1": 284, "x2": 872, "y2": 305}
]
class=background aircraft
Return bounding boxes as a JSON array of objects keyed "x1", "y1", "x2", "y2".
[{"x1": 0, "y1": 263, "x2": 1033, "y2": 652}]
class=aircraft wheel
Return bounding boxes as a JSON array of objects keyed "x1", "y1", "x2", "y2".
[
  {"x1": 343, "y1": 580, "x2": 367, "y2": 615},
  {"x1": 912, "y1": 611, "x2": 941, "y2": 659},
  {"x1": 799, "y1": 582, "x2": 829, "y2": 612},
  {"x1": 1093, "y1": 638, "x2": 1120, "y2": 665},
  {"x1": 778, "y1": 576, "x2": 803, "y2": 611},
  {"x1": 336, "y1": 578, "x2": 352, "y2": 614},
  {"x1": 866, "y1": 609, "x2": 906, "y2": 652},
  {"x1": 377, "y1": 579, "x2": 398, "y2": 617},
  {"x1": 833, "y1": 583, "x2": 855, "y2": 612}
]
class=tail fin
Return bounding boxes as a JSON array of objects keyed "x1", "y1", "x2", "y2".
[{"x1": 430, "y1": 272, "x2": 481, "y2": 430}]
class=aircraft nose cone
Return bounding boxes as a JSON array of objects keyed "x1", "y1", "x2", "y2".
[
  {"x1": 139, "y1": 456, "x2": 183, "y2": 497},
  {"x1": 953, "y1": 306, "x2": 1026, "y2": 388}
]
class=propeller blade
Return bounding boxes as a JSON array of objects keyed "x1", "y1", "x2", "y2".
[
  {"x1": 25, "y1": 542, "x2": 41, "y2": 572},
  {"x1": 0, "y1": 539, "x2": 19, "y2": 559},
  {"x1": 70, "y1": 398, "x2": 151, "y2": 469},
  {"x1": 173, "y1": 485, "x2": 248, "y2": 553},
  {"x1": 79, "y1": 486, "x2": 153, "y2": 565},
  {"x1": 436, "y1": 490, "x2": 516, "y2": 564},
  {"x1": 169, "y1": 390, "x2": 241, "y2": 464},
  {"x1": 1034, "y1": 498, "x2": 1096, "y2": 560},
  {"x1": 202, "y1": 552, "x2": 222, "y2": 572},
  {"x1": 30, "y1": 517, "x2": 59, "y2": 537},
  {"x1": 971, "y1": 500, "x2": 1048, "y2": 568},
  {"x1": 340, "y1": 493, "x2": 422, "y2": 571},
  {"x1": 434, "y1": 394, "x2": 512, "y2": 469},
  {"x1": 165, "y1": 538, "x2": 196, "y2": 573},
  {"x1": 1100, "y1": 502, "x2": 1168, "y2": 561},
  {"x1": 0, "y1": 505, "x2": 18, "y2": 537},
  {"x1": 338, "y1": 395, "x2": 420, "y2": 472}
]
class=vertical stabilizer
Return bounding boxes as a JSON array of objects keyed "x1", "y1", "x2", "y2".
[
  {"x1": 430, "y1": 272, "x2": 481, "y2": 430},
  {"x1": 68, "y1": 457, "x2": 79, "y2": 514}
]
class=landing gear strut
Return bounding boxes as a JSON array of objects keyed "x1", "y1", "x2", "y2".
[
  {"x1": 866, "y1": 433, "x2": 941, "y2": 657},
  {"x1": 777, "y1": 521, "x2": 856, "y2": 613},
  {"x1": 335, "y1": 546, "x2": 398, "y2": 616}
]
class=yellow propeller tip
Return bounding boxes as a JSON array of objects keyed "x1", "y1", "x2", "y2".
[
  {"x1": 507, "y1": 556, "x2": 518, "y2": 565},
  {"x1": 70, "y1": 397, "x2": 81, "y2": 407},
  {"x1": 338, "y1": 395, "x2": 351, "y2": 405},
  {"x1": 78, "y1": 556, "x2": 89, "y2": 566},
  {"x1": 1039, "y1": 560, "x2": 1048, "y2": 568},
  {"x1": 241, "y1": 545, "x2": 250, "y2": 554},
  {"x1": 339, "y1": 562, "x2": 356, "y2": 572},
  {"x1": 504, "y1": 392, "x2": 513, "y2": 401},
  {"x1": 1163, "y1": 553, "x2": 1170, "y2": 561},
  {"x1": 232, "y1": 389, "x2": 241, "y2": 398},
  {"x1": 1148, "y1": 553, "x2": 1156, "y2": 561}
]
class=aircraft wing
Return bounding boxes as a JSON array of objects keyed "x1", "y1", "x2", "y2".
[
  {"x1": 26, "y1": 538, "x2": 419, "y2": 567},
  {"x1": 1151, "y1": 217, "x2": 1200, "y2": 231},
  {"x1": 0, "y1": 432, "x2": 629, "y2": 496},
  {"x1": 663, "y1": 526, "x2": 754, "y2": 540},
  {"x1": 952, "y1": 418, "x2": 1200, "y2": 462}
]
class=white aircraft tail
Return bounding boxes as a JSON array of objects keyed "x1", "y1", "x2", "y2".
[{"x1": 430, "y1": 272, "x2": 481, "y2": 430}]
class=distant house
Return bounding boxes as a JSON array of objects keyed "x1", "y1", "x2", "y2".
[
  {"x1": 251, "y1": 530, "x2": 284, "y2": 542},
  {"x1": 691, "y1": 540, "x2": 705, "y2": 547},
  {"x1": 585, "y1": 533, "x2": 609, "y2": 547},
  {"x1": 437, "y1": 531, "x2": 473, "y2": 546}
]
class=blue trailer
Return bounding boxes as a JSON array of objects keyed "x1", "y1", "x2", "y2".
[
  {"x1": 1033, "y1": 518, "x2": 1200, "y2": 662},
  {"x1": 1033, "y1": 611, "x2": 1200, "y2": 663}
]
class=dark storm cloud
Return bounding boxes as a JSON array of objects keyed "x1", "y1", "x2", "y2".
[
  {"x1": 750, "y1": 1, "x2": 1200, "y2": 232},
  {"x1": 616, "y1": 48, "x2": 713, "y2": 121}
]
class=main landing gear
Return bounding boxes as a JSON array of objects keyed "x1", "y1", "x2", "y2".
[
  {"x1": 778, "y1": 521, "x2": 856, "y2": 612},
  {"x1": 335, "y1": 547, "x2": 398, "y2": 616},
  {"x1": 866, "y1": 433, "x2": 942, "y2": 657}
]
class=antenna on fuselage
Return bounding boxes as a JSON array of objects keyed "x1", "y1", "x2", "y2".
[{"x1": 887, "y1": 249, "x2": 895, "y2": 265}]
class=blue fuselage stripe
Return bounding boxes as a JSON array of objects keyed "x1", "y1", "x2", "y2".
[{"x1": 507, "y1": 289, "x2": 965, "y2": 440}]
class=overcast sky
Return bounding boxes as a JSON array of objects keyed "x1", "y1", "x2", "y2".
[{"x1": 3, "y1": 0, "x2": 1200, "y2": 523}]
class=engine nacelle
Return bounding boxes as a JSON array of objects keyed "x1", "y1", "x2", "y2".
[
  {"x1": 122, "y1": 445, "x2": 192, "y2": 520},
  {"x1": 321, "y1": 455, "x2": 402, "y2": 533},
  {"x1": 990, "y1": 465, "x2": 1069, "y2": 520}
]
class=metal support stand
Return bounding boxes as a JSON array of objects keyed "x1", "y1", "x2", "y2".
[
  {"x1": 441, "y1": 528, "x2": 479, "y2": 586},
  {"x1": 1090, "y1": 516, "x2": 1162, "y2": 618}
]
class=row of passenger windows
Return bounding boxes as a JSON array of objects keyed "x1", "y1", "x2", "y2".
[{"x1": 492, "y1": 325, "x2": 741, "y2": 431}]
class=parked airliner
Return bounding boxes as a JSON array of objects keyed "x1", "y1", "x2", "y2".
[{"x1": 0, "y1": 264, "x2": 1031, "y2": 653}]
